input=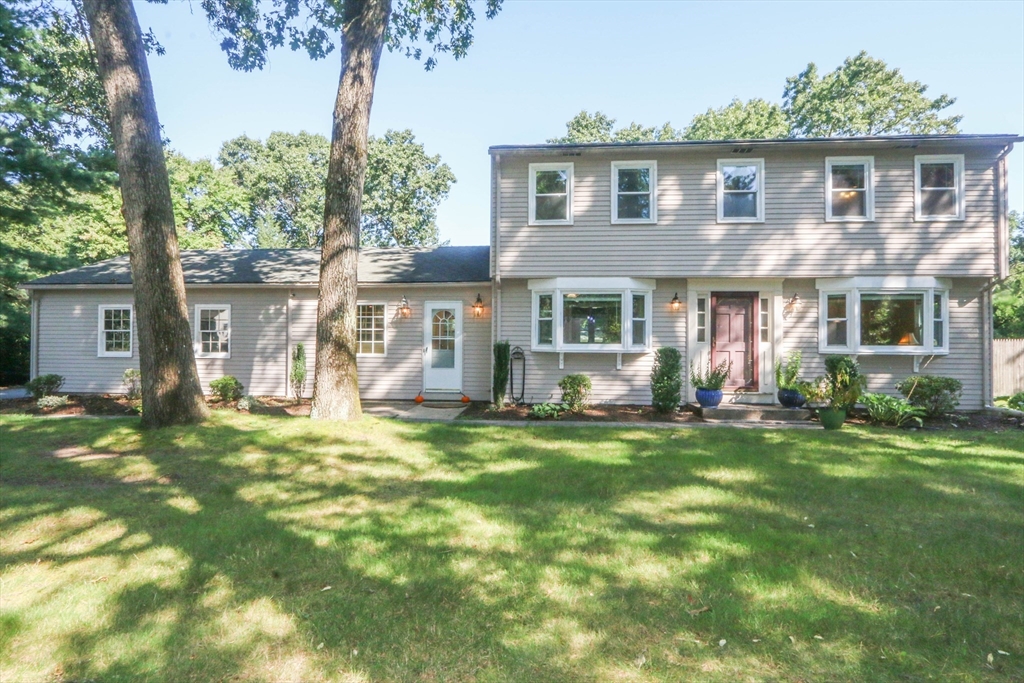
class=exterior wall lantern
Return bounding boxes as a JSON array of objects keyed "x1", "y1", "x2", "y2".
[
  {"x1": 670, "y1": 293, "x2": 681, "y2": 312},
  {"x1": 783, "y1": 294, "x2": 802, "y2": 319},
  {"x1": 398, "y1": 296, "x2": 411, "y2": 318},
  {"x1": 472, "y1": 293, "x2": 485, "y2": 317}
]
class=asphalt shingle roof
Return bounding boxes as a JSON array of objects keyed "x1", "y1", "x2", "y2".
[{"x1": 22, "y1": 246, "x2": 491, "y2": 287}]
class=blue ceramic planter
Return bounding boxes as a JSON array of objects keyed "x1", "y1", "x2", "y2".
[
  {"x1": 777, "y1": 388, "x2": 807, "y2": 409},
  {"x1": 695, "y1": 388, "x2": 723, "y2": 409}
]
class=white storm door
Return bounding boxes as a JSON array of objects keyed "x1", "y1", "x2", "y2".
[{"x1": 423, "y1": 301, "x2": 463, "y2": 392}]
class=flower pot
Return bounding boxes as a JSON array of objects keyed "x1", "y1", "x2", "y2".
[
  {"x1": 695, "y1": 388, "x2": 723, "y2": 409},
  {"x1": 818, "y1": 407, "x2": 847, "y2": 430},
  {"x1": 777, "y1": 388, "x2": 806, "y2": 409}
]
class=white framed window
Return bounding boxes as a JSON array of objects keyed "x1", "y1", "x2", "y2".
[
  {"x1": 528, "y1": 162, "x2": 573, "y2": 225},
  {"x1": 97, "y1": 305, "x2": 133, "y2": 357},
  {"x1": 611, "y1": 161, "x2": 657, "y2": 224},
  {"x1": 826, "y1": 156, "x2": 874, "y2": 221},
  {"x1": 817, "y1": 277, "x2": 950, "y2": 355},
  {"x1": 357, "y1": 303, "x2": 386, "y2": 356},
  {"x1": 194, "y1": 305, "x2": 231, "y2": 358},
  {"x1": 529, "y1": 278, "x2": 654, "y2": 353},
  {"x1": 696, "y1": 297, "x2": 707, "y2": 343},
  {"x1": 915, "y1": 154, "x2": 964, "y2": 221},
  {"x1": 717, "y1": 159, "x2": 765, "y2": 222}
]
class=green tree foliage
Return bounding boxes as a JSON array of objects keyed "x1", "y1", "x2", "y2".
[
  {"x1": 683, "y1": 98, "x2": 789, "y2": 141},
  {"x1": 548, "y1": 110, "x2": 679, "y2": 144},
  {"x1": 555, "y1": 52, "x2": 961, "y2": 142},
  {"x1": 219, "y1": 129, "x2": 455, "y2": 248},
  {"x1": 166, "y1": 152, "x2": 249, "y2": 249},
  {"x1": 994, "y1": 210, "x2": 1024, "y2": 338},
  {"x1": 784, "y1": 52, "x2": 961, "y2": 137},
  {"x1": 362, "y1": 129, "x2": 455, "y2": 247}
]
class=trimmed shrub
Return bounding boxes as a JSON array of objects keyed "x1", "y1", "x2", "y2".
[
  {"x1": 895, "y1": 375, "x2": 962, "y2": 417},
  {"x1": 290, "y1": 343, "x2": 307, "y2": 398},
  {"x1": 493, "y1": 341, "x2": 511, "y2": 405},
  {"x1": 650, "y1": 347, "x2": 683, "y2": 414},
  {"x1": 36, "y1": 395, "x2": 70, "y2": 410},
  {"x1": 558, "y1": 374, "x2": 592, "y2": 414},
  {"x1": 861, "y1": 393, "x2": 925, "y2": 427},
  {"x1": 26, "y1": 374, "x2": 64, "y2": 399},
  {"x1": 122, "y1": 368, "x2": 142, "y2": 400},
  {"x1": 209, "y1": 376, "x2": 244, "y2": 402}
]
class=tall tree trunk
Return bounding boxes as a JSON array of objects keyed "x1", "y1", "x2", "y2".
[
  {"x1": 310, "y1": 0, "x2": 392, "y2": 421},
  {"x1": 82, "y1": 0, "x2": 208, "y2": 428}
]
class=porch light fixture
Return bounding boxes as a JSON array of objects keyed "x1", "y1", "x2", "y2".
[
  {"x1": 670, "y1": 293, "x2": 681, "y2": 311},
  {"x1": 783, "y1": 294, "x2": 802, "y2": 318},
  {"x1": 472, "y1": 293, "x2": 484, "y2": 317},
  {"x1": 398, "y1": 296, "x2": 411, "y2": 318}
]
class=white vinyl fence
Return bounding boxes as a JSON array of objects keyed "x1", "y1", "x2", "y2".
[{"x1": 994, "y1": 338, "x2": 1024, "y2": 397}]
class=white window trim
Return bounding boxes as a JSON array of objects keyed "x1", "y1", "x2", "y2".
[
  {"x1": 356, "y1": 301, "x2": 388, "y2": 357},
  {"x1": 194, "y1": 304, "x2": 232, "y2": 359},
  {"x1": 915, "y1": 154, "x2": 965, "y2": 221},
  {"x1": 97, "y1": 304, "x2": 133, "y2": 358},
  {"x1": 825, "y1": 156, "x2": 875, "y2": 222},
  {"x1": 717, "y1": 158, "x2": 765, "y2": 223},
  {"x1": 817, "y1": 278, "x2": 950, "y2": 355},
  {"x1": 610, "y1": 160, "x2": 657, "y2": 224},
  {"x1": 528, "y1": 162, "x2": 574, "y2": 226},
  {"x1": 528, "y1": 278, "x2": 655, "y2": 353}
]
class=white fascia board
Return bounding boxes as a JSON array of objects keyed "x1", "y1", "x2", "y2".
[{"x1": 527, "y1": 277, "x2": 657, "y2": 291}]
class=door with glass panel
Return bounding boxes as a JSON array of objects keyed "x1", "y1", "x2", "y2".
[{"x1": 423, "y1": 301, "x2": 462, "y2": 392}]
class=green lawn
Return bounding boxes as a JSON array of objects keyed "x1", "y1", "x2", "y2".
[{"x1": 1, "y1": 413, "x2": 1022, "y2": 682}]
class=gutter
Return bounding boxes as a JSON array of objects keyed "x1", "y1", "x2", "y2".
[{"x1": 20, "y1": 280, "x2": 493, "y2": 291}]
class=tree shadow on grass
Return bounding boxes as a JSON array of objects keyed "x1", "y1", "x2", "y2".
[{"x1": 1, "y1": 415, "x2": 1021, "y2": 681}]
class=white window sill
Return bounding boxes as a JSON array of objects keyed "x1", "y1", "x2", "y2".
[
  {"x1": 717, "y1": 217, "x2": 765, "y2": 224},
  {"x1": 611, "y1": 218, "x2": 658, "y2": 225},
  {"x1": 528, "y1": 220, "x2": 573, "y2": 227},
  {"x1": 531, "y1": 346, "x2": 650, "y2": 354},
  {"x1": 825, "y1": 216, "x2": 874, "y2": 223},
  {"x1": 820, "y1": 346, "x2": 949, "y2": 356},
  {"x1": 196, "y1": 353, "x2": 231, "y2": 360},
  {"x1": 98, "y1": 352, "x2": 132, "y2": 358},
  {"x1": 914, "y1": 215, "x2": 964, "y2": 222}
]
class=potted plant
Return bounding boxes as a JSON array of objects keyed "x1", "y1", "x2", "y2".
[
  {"x1": 774, "y1": 351, "x2": 805, "y2": 408},
  {"x1": 800, "y1": 355, "x2": 866, "y2": 430},
  {"x1": 689, "y1": 358, "x2": 732, "y2": 409}
]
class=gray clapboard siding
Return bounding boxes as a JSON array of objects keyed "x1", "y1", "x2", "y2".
[
  {"x1": 497, "y1": 279, "x2": 687, "y2": 405},
  {"x1": 780, "y1": 278, "x2": 987, "y2": 410},
  {"x1": 496, "y1": 147, "x2": 1001, "y2": 279},
  {"x1": 288, "y1": 285, "x2": 491, "y2": 401}
]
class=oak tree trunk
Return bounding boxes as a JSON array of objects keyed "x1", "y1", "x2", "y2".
[
  {"x1": 310, "y1": 0, "x2": 392, "y2": 420},
  {"x1": 82, "y1": 0, "x2": 208, "y2": 428}
]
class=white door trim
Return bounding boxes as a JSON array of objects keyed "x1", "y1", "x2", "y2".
[{"x1": 423, "y1": 300, "x2": 463, "y2": 393}]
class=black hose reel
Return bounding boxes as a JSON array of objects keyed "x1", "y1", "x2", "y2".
[{"x1": 509, "y1": 345, "x2": 526, "y2": 405}]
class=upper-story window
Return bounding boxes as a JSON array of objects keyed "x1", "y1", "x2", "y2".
[
  {"x1": 529, "y1": 162, "x2": 573, "y2": 225},
  {"x1": 97, "y1": 305, "x2": 132, "y2": 357},
  {"x1": 826, "y1": 156, "x2": 874, "y2": 221},
  {"x1": 717, "y1": 159, "x2": 765, "y2": 222},
  {"x1": 915, "y1": 155, "x2": 964, "y2": 221},
  {"x1": 195, "y1": 305, "x2": 231, "y2": 358},
  {"x1": 611, "y1": 161, "x2": 657, "y2": 224}
]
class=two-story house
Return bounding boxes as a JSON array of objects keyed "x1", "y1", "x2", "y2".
[{"x1": 21, "y1": 134, "x2": 1019, "y2": 410}]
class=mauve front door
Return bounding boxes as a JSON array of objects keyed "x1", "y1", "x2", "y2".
[{"x1": 711, "y1": 292, "x2": 758, "y2": 391}]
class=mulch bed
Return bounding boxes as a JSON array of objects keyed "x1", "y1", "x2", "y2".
[
  {"x1": 0, "y1": 394, "x2": 138, "y2": 417},
  {"x1": 459, "y1": 402, "x2": 701, "y2": 424}
]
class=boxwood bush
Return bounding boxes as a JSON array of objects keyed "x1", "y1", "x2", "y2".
[
  {"x1": 209, "y1": 376, "x2": 245, "y2": 403},
  {"x1": 558, "y1": 374, "x2": 592, "y2": 414},
  {"x1": 650, "y1": 347, "x2": 683, "y2": 414},
  {"x1": 895, "y1": 375, "x2": 962, "y2": 417}
]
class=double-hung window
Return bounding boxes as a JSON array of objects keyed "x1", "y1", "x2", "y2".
[
  {"x1": 826, "y1": 156, "x2": 874, "y2": 221},
  {"x1": 611, "y1": 161, "x2": 657, "y2": 223},
  {"x1": 98, "y1": 305, "x2": 132, "y2": 357},
  {"x1": 357, "y1": 303, "x2": 386, "y2": 356},
  {"x1": 717, "y1": 159, "x2": 765, "y2": 222},
  {"x1": 818, "y1": 278, "x2": 949, "y2": 355},
  {"x1": 531, "y1": 278, "x2": 653, "y2": 352},
  {"x1": 915, "y1": 155, "x2": 964, "y2": 221},
  {"x1": 195, "y1": 305, "x2": 231, "y2": 358},
  {"x1": 528, "y1": 162, "x2": 573, "y2": 225}
]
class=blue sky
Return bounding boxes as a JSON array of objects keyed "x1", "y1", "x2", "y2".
[{"x1": 134, "y1": 0, "x2": 1024, "y2": 246}]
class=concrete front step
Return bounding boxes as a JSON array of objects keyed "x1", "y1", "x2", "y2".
[{"x1": 689, "y1": 403, "x2": 812, "y2": 422}]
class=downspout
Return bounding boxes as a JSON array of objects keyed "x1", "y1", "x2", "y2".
[
  {"x1": 285, "y1": 290, "x2": 292, "y2": 398},
  {"x1": 491, "y1": 153, "x2": 502, "y2": 402},
  {"x1": 29, "y1": 291, "x2": 39, "y2": 380}
]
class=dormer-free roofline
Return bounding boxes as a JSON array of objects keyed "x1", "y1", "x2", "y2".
[{"x1": 488, "y1": 133, "x2": 1023, "y2": 156}]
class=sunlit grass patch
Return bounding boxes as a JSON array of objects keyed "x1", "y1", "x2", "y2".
[{"x1": 1, "y1": 413, "x2": 1021, "y2": 682}]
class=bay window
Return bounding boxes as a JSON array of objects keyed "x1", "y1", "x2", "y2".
[
  {"x1": 530, "y1": 278, "x2": 654, "y2": 352},
  {"x1": 817, "y1": 278, "x2": 949, "y2": 354}
]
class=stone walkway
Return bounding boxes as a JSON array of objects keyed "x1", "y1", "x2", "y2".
[{"x1": 362, "y1": 401, "x2": 469, "y2": 422}]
